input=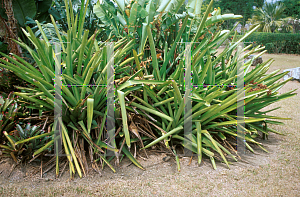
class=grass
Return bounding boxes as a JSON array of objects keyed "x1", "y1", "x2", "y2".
[{"x1": 0, "y1": 52, "x2": 299, "y2": 196}]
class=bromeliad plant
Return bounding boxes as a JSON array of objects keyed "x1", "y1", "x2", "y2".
[
  {"x1": 0, "y1": 123, "x2": 51, "y2": 163},
  {"x1": 0, "y1": 93, "x2": 27, "y2": 142}
]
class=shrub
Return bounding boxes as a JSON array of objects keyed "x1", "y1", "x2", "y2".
[{"x1": 243, "y1": 32, "x2": 300, "y2": 54}]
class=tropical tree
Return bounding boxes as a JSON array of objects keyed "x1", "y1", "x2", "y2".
[
  {"x1": 248, "y1": 2, "x2": 287, "y2": 32},
  {"x1": 276, "y1": 17, "x2": 294, "y2": 33},
  {"x1": 213, "y1": 0, "x2": 264, "y2": 29}
]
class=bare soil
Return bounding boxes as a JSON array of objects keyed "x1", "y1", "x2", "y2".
[{"x1": 0, "y1": 52, "x2": 299, "y2": 197}]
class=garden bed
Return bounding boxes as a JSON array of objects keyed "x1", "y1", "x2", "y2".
[{"x1": 0, "y1": 53, "x2": 299, "y2": 197}]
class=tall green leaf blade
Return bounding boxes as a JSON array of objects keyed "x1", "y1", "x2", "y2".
[
  {"x1": 87, "y1": 98, "x2": 94, "y2": 134},
  {"x1": 196, "y1": 122, "x2": 202, "y2": 164},
  {"x1": 192, "y1": 0, "x2": 213, "y2": 42},
  {"x1": 146, "y1": 25, "x2": 161, "y2": 80},
  {"x1": 117, "y1": 90, "x2": 131, "y2": 149},
  {"x1": 160, "y1": 15, "x2": 189, "y2": 79},
  {"x1": 142, "y1": 126, "x2": 183, "y2": 149},
  {"x1": 122, "y1": 145, "x2": 144, "y2": 170},
  {"x1": 128, "y1": 2, "x2": 138, "y2": 35}
]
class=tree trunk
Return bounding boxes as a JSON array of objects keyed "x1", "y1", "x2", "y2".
[{"x1": 2, "y1": 0, "x2": 22, "y2": 57}]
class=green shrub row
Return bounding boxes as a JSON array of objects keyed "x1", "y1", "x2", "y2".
[{"x1": 236, "y1": 32, "x2": 300, "y2": 54}]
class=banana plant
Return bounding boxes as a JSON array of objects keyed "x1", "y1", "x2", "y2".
[{"x1": 93, "y1": 0, "x2": 242, "y2": 52}]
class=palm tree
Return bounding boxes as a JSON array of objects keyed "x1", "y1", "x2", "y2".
[{"x1": 248, "y1": 2, "x2": 287, "y2": 33}]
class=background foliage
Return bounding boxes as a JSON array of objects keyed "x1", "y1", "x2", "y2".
[
  {"x1": 242, "y1": 32, "x2": 300, "y2": 54},
  {"x1": 211, "y1": 0, "x2": 264, "y2": 29},
  {"x1": 280, "y1": 0, "x2": 300, "y2": 19}
]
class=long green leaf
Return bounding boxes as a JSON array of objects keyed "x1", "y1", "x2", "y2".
[
  {"x1": 142, "y1": 126, "x2": 183, "y2": 149},
  {"x1": 122, "y1": 145, "x2": 144, "y2": 170},
  {"x1": 117, "y1": 90, "x2": 131, "y2": 148},
  {"x1": 87, "y1": 98, "x2": 94, "y2": 134}
]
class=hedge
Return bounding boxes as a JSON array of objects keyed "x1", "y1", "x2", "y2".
[{"x1": 235, "y1": 32, "x2": 300, "y2": 54}]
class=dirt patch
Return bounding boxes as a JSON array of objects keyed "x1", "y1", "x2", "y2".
[{"x1": 0, "y1": 53, "x2": 299, "y2": 196}]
